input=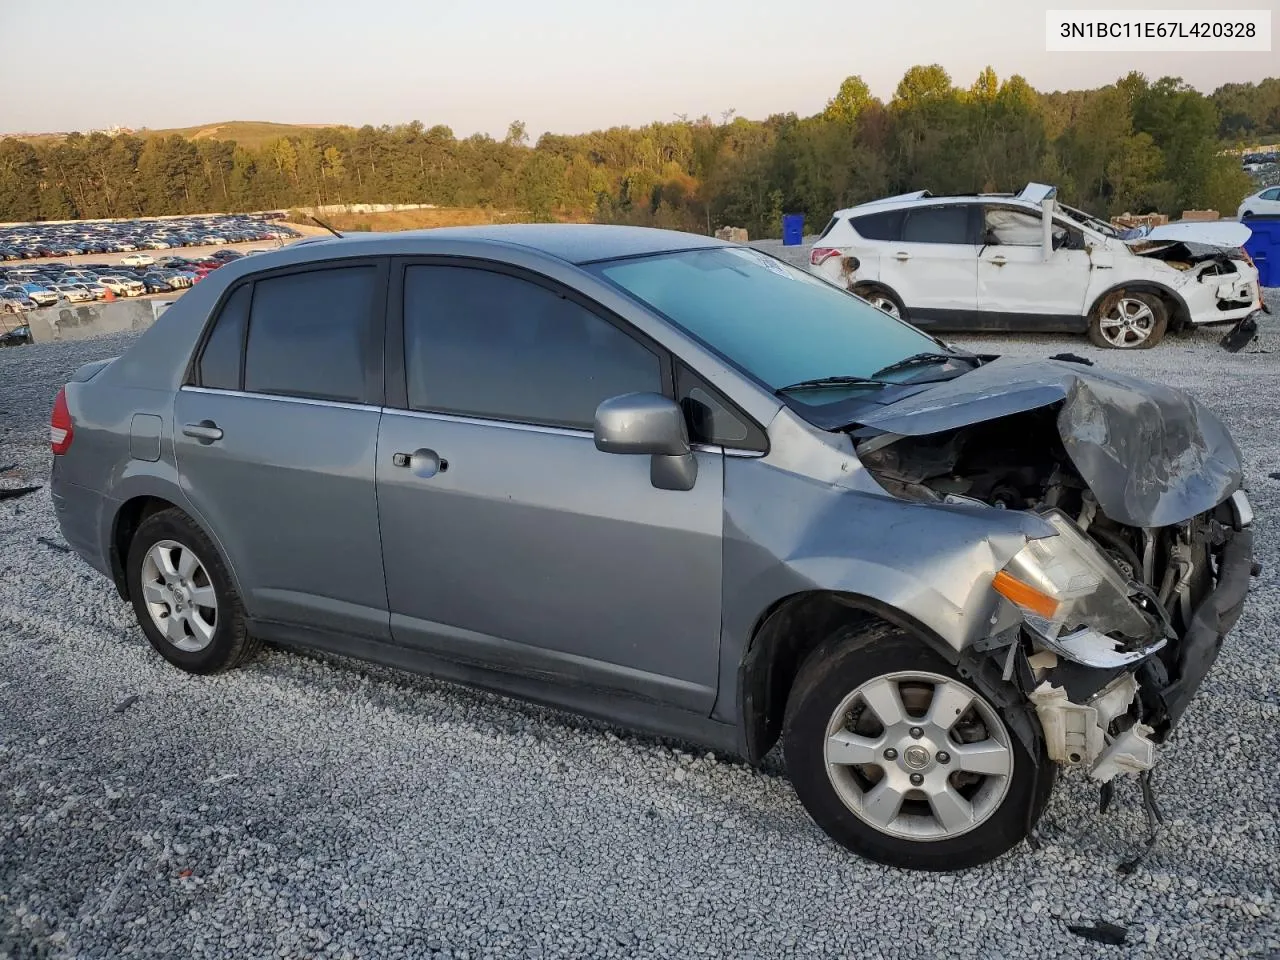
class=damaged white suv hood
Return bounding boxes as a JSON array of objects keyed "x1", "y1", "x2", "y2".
[{"x1": 1123, "y1": 220, "x2": 1252, "y2": 249}]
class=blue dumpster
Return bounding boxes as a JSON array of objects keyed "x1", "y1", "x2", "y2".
[
  {"x1": 782, "y1": 213, "x2": 805, "y2": 246},
  {"x1": 1242, "y1": 216, "x2": 1280, "y2": 288}
]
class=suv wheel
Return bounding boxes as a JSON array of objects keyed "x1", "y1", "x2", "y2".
[
  {"x1": 126, "y1": 508, "x2": 258, "y2": 674},
  {"x1": 851, "y1": 283, "x2": 907, "y2": 321},
  {"x1": 1088, "y1": 291, "x2": 1168, "y2": 349},
  {"x1": 783, "y1": 623, "x2": 1052, "y2": 870}
]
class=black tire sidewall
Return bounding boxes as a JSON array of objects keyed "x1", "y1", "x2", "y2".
[
  {"x1": 126, "y1": 510, "x2": 243, "y2": 674},
  {"x1": 783, "y1": 628, "x2": 1048, "y2": 871}
]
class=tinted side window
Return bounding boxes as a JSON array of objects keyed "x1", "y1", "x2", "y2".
[
  {"x1": 403, "y1": 265, "x2": 662, "y2": 429},
  {"x1": 677, "y1": 364, "x2": 766, "y2": 451},
  {"x1": 197, "y1": 284, "x2": 250, "y2": 389},
  {"x1": 243, "y1": 266, "x2": 374, "y2": 402},
  {"x1": 902, "y1": 206, "x2": 975, "y2": 244},
  {"x1": 850, "y1": 209, "x2": 904, "y2": 241}
]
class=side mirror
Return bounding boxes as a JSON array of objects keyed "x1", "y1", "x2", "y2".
[
  {"x1": 594, "y1": 392, "x2": 698, "y2": 491},
  {"x1": 1052, "y1": 231, "x2": 1067, "y2": 251}
]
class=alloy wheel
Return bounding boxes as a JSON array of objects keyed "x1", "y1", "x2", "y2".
[
  {"x1": 1099, "y1": 297, "x2": 1156, "y2": 348},
  {"x1": 139, "y1": 539, "x2": 218, "y2": 652},
  {"x1": 823, "y1": 671, "x2": 1014, "y2": 841}
]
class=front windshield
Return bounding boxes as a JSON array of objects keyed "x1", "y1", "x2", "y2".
[{"x1": 589, "y1": 247, "x2": 944, "y2": 406}]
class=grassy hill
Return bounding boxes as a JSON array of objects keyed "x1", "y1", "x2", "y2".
[
  {"x1": 9, "y1": 121, "x2": 347, "y2": 148},
  {"x1": 142, "y1": 120, "x2": 348, "y2": 147}
]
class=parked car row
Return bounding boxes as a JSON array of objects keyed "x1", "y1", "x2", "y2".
[
  {"x1": 0, "y1": 249, "x2": 246, "y2": 313},
  {"x1": 0, "y1": 214, "x2": 299, "y2": 261}
]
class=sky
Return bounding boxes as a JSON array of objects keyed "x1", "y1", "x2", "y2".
[{"x1": 1, "y1": 0, "x2": 1276, "y2": 138}]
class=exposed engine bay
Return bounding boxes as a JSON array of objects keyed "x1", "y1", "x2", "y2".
[
  {"x1": 857, "y1": 406, "x2": 1213, "y2": 636},
  {"x1": 1131, "y1": 241, "x2": 1259, "y2": 311},
  {"x1": 853, "y1": 400, "x2": 1254, "y2": 787}
]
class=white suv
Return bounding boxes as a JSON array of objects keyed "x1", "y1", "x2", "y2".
[{"x1": 809, "y1": 183, "x2": 1263, "y2": 349}]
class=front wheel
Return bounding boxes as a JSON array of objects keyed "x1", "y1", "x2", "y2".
[
  {"x1": 783, "y1": 624, "x2": 1052, "y2": 870},
  {"x1": 1088, "y1": 291, "x2": 1168, "y2": 349}
]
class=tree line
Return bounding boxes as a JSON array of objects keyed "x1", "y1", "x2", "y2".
[{"x1": 1, "y1": 67, "x2": 1275, "y2": 238}]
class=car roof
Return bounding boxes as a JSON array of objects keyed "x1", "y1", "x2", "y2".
[
  {"x1": 259, "y1": 223, "x2": 729, "y2": 267},
  {"x1": 831, "y1": 182, "x2": 1057, "y2": 219}
]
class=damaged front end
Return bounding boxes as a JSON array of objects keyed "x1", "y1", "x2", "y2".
[{"x1": 851, "y1": 358, "x2": 1258, "y2": 784}]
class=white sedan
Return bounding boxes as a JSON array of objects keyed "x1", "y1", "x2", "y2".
[
  {"x1": 120, "y1": 253, "x2": 155, "y2": 267},
  {"x1": 1238, "y1": 186, "x2": 1280, "y2": 218}
]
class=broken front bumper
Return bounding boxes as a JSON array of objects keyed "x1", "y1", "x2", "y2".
[{"x1": 1019, "y1": 499, "x2": 1256, "y2": 782}]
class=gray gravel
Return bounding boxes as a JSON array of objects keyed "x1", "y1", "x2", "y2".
[{"x1": 2, "y1": 292, "x2": 1279, "y2": 959}]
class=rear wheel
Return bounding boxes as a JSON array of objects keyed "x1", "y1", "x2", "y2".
[
  {"x1": 126, "y1": 508, "x2": 258, "y2": 674},
  {"x1": 851, "y1": 283, "x2": 908, "y2": 322},
  {"x1": 783, "y1": 624, "x2": 1052, "y2": 870},
  {"x1": 1088, "y1": 291, "x2": 1168, "y2": 349}
]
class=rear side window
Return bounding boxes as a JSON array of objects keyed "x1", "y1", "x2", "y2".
[
  {"x1": 902, "y1": 206, "x2": 976, "y2": 244},
  {"x1": 849, "y1": 209, "x2": 904, "y2": 241},
  {"x1": 197, "y1": 284, "x2": 250, "y2": 390},
  {"x1": 402, "y1": 265, "x2": 662, "y2": 429},
  {"x1": 243, "y1": 266, "x2": 374, "y2": 402}
]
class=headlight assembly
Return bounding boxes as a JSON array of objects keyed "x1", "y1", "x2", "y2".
[{"x1": 992, "y1": 509, "x2": 1166, "y2": 667}]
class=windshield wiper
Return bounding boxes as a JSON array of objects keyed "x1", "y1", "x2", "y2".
[
  {"x1": 871, "y1": 351, "x2": 979, "y2": 378},
  {"x1": 776, "y1": 375, "x2": 889, "y2": 394}
]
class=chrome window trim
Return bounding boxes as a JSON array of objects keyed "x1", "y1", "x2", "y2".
[
  {"x1": 180, "y1": 385, "x2": 377, "y2": 412},
  {"x1": 181, "y1": 386, "x2": 766, "y2": 455}
]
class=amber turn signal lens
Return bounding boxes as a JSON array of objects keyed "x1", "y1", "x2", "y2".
[{"x1": 992, "y1": 570, "x2": 1060, "y2": 619}]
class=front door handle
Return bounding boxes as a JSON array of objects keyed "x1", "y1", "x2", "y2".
[
  {"x1": 987, "y1": 255, "x2": 1008, "y2": 266},
  {"x1": 394, "y1": 448, "x2": 449, "y2": 478},
  {"x1": 894, "y1": 251, "x2": 911, "y2": 261},
  {"x1": 182, "y1": 421, "x2": 223, "y2": 443}
]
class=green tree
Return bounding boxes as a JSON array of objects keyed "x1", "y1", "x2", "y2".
[{"x1": 823, "y1": 76, "x2": 872, "y2": 125}]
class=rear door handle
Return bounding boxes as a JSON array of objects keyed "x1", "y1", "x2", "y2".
[
  {"x1": 182, "y1": 421, "x2": 223, "y2": 442},
  {"x1": 894, "y1": 251, "x2": 911, "y2": 261},
  {"x1": 988, "y1": 255, "x2": 1008, "y2": 266}
]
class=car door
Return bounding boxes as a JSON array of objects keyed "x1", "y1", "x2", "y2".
[
  {"x1": 875, "y1": 203, "x2": 980, "y2": 328},
  {"x1": 173, "y1": 258, "x2": 391, "y2": 642},
  {"x1": 975, "y1": 205, "x2": 1092, "y2": 331},
  {"x1": 1258, "y1": 187, "x2": 1280, "y2": 215},
  {"x1": 375, "y1": 259, "x2": 724, "y2": 713}
]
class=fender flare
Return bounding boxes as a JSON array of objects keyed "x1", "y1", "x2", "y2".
[{"x1": 1086, "y1": 279, "x2": 1191, "y2": 329}]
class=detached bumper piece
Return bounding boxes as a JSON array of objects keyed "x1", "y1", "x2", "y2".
[{"x1": 1220, "y1": 306, "x2": 1267, "y2": 353}]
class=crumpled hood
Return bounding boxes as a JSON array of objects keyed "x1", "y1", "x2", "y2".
[
  {"x1": 852, "y1": 358, "x2": 1243, "y2": 527},
  {"x1": 1123, "y1": 220, "x2": 1252, "y2": 249}
]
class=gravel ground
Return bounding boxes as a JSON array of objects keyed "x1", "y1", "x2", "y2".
[{"x1": 1, "y1": 288, "x2": 1278, "y2": 959}]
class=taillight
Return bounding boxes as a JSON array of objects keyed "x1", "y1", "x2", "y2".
[
  {"x1": 51, "y1": 386, "x2": 73, "y2": 455},
  {"x1": 810, "y1": 247, "x2": 843, "y2": 266}
]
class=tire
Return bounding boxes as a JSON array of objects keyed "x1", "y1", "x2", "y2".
[
  {"x1": 126, "y1": 508, "x2": 258, "y2": 674},
  {"x1": 851, "y1": 283, "x2": 908, "y2": 322},
  {"x1": 783, "y1": 623, "x2": 1053, "y2": 871},
  {"x1": 1241, "y1": 211, "x2": 1253, "y2": 219},
  {"x1": 1088, "y1": 291, "x2": 1168, "y2": 349}
]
